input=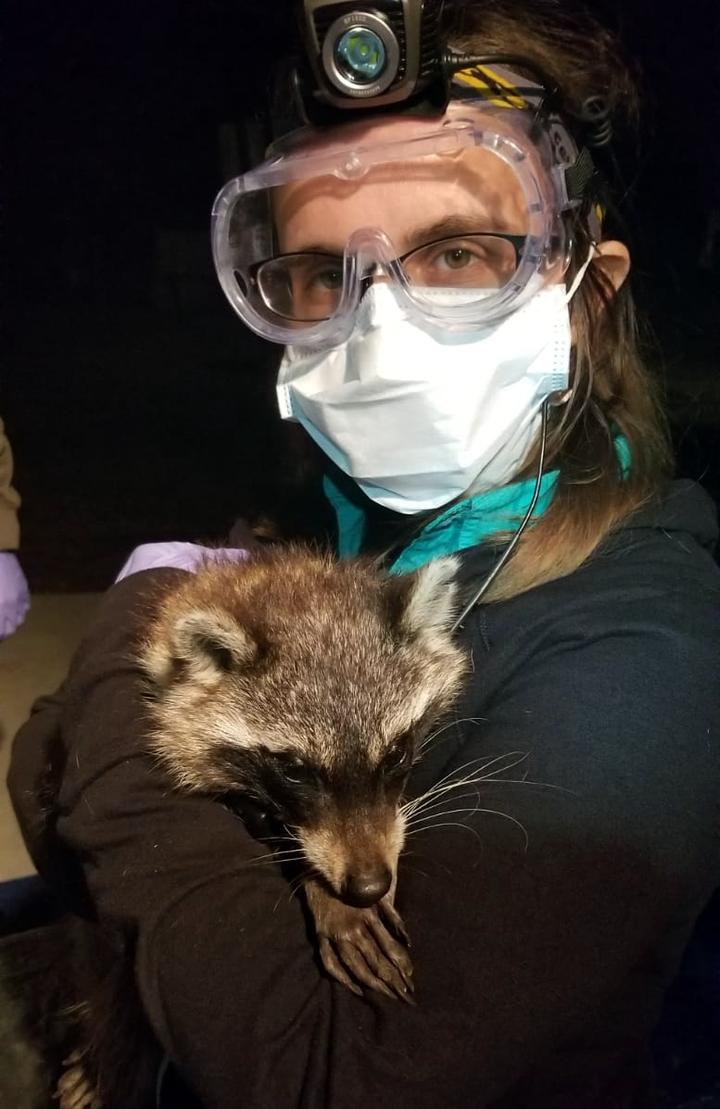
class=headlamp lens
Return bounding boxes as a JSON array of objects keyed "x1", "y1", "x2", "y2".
[{"x1": 335, "y1": 27, "x2": 387, "y2": 83}]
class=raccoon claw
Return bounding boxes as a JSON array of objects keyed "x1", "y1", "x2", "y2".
[
  {"x1": 379, "y1": 899, "x2": 411, "y2": 947},
  {"x1": 307, "y1": 881, "x2": 414, "y2": 1003},
  {"x1": 54, "y1": 1056, "x2": 102, "y2": 1109},
  {"x1": 318, "y1": 937, "x2": 363, "y2": 997}
]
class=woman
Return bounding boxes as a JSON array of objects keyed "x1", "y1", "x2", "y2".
[{"x1": 8, "y1": 2, "x2": 720, "y2": 1106}]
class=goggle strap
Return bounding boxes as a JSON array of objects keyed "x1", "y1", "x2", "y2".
[{"x1": 564, "y1": 146, "x2": 598, "y2": 204}]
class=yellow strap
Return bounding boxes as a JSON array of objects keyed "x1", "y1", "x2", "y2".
[{"x1": 453, "y1": 66, "x2": 530, "y2": 111}]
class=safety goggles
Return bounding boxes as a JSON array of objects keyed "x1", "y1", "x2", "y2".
[{"x1": 211, "y1": 82, "x2": 584, "y2": 346}]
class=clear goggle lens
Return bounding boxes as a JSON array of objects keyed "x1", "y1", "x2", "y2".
[
  {"x1": 212, "y1": 103, "x2": 578, "y2": 343},
  {"x1": 245, "y1": 233, "x2": 525, "y2": 323}
]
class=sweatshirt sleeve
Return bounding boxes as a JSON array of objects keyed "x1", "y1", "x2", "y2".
[
  {"x1": 0, "y1": 417, "x2": 21, "y2": 550},
  {"x1": 8, "y1": 562, "x2": 720, "y2": 1109}
]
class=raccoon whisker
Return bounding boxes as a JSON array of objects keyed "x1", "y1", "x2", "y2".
[
  {"x1": 405, "y1": 819, "x2": 485, "y2": 845},
  {"x1": 251, "y1": 845, "x2": 304, "y2": 858},
  {"x1": 436, "y1": 750, "x2": 530, "y2": 786},
  {"x1": 418, "y1": 750, "x2": 531, "y2": 790},
  {"x1": 248, "y1": 859, "x2": 308, "y2": 874},
  {"x1": 249, "y1": 849, "x2": 308, "y2": 867},
  {"x1": 403, "y1": 774, "x2": 565, "y2": 823},
  {"x1": 274, "y1": 867, "x2": 314, "y2": 913},
  {"x1": 400, "y1": 753, "x2": 531, "y2": 817},
  {"x1": 403, "y1": 773, "x2": 519, "y2": 818},
  {"x1": 417, "y1": 716, "x2": 487, "y2": 752},
  {"x1": 403, "y1": 789, "x2": 483, "y2": 822},
  {"x1": 395, "y1": 856, "x2": 432, "y2": 881},
  {"x1": 404, "y1": 751, "x2": 530, "y2": 809},
  {"x1": 406, "y1": 803, "x2": 487, "y2": 828},
  {"x1": 287, "y1": 868, "x2": 313, "y2": 900},
  {"x1": 402, "y1": 783, "x2": 480, "y2": 819},
  {"x1": 408, "y1": 805, "x2": 530, "y2": 850}
]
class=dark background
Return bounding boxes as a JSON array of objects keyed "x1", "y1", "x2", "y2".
[{"x1": 3, "y1": 0, "x2": 718, "y2": 590}]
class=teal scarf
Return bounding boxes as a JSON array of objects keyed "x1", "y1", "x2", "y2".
[{"x1": 324, "y1": 437, "x2": 631, "y2": 574}]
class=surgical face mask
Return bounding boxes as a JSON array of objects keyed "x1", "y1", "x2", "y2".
[{"x1": 276, "y1": 256, "x2": 592, "y2": 515}]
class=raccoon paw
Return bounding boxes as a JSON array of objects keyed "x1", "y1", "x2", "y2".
[
  {"x1": 54, "y1": 1053, "x2": 102, "y2": 1109},
  {"x1": 306, "y1": 880, "x2": 414, "y2": 1003}
]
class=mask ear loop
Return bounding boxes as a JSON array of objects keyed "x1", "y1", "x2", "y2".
[
  {"x1": 564, "y1": 241, "x2": 597, "y2": 303},
  {"x1": 450, "y1": 393, "x2": 557, "y2": 632}
]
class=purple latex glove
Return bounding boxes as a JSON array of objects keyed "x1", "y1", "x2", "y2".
[
  {"x1": 115, "y1": 542, "x2": 249, "y2": 584},
  {"x1": 0, "y1": 552, "x2": 31, "y2": 640}
]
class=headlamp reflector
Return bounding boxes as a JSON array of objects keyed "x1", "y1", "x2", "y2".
[{"x1": 335, "y1": 27, "x2": 387, "y2": 83}]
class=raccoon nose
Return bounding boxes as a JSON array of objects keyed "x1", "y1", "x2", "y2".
[{"x1": 342, "y1": 865, "x2": 392, "y2": 907}]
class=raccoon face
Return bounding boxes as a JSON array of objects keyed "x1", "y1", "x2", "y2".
[
  {"x1": 215, "y1": 728, "x2": 418, "y2": 905},
  {"x1": 141, "y1": 553, "x2": 467, "y2": 906}
]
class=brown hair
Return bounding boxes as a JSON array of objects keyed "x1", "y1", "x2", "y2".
[{"x1": 446, "y1": 0, "x2": 671, "y2": 601}]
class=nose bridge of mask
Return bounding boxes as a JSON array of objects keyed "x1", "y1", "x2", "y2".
[{"x1": 356, "y1": 280, "x2": 409, "y2": 330}]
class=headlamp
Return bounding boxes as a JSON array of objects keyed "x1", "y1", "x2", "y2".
[
  {"x1": 293, "y1": 0, "x2": 613, "y2": 158},
  {"x1": 298, "y1": 0, "x2": 446, "y2": 116}
]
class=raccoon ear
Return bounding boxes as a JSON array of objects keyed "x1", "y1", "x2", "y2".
[
  {"x1": 388, "y1": 556, "x2": 460, "y2": 643},
  {"x1": 145, "y1": 607, "x2": 258, "y2": 686},
  {"x1": 173, "y1": 608, "x2": 258, "y2": 676}
]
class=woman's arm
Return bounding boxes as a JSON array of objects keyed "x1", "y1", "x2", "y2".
[{"x1": 8, "y1": 561, "x2": 720, "y2": 1108}]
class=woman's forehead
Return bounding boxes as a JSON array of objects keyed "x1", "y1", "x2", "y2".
[
  {"x1": 274, "y1": 107, "x2": 536, "y2": 252},
  {"x1": 275, "y1": 153, "x2": 529, "y2": 252}
]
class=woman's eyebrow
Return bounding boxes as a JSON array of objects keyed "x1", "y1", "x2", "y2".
[
  {"x1": 402, "y1": 216, "x2": 492, "y2": 250},
  {"x1": 282, "y1": 241, "x2": 342, "y2": 256},
  {"x1": 288, "y1": 216, "x2": 494, "y2": 257}
]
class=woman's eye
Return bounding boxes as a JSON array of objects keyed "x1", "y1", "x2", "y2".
[
  {"x1": 442, "y1": 247, "x2": 475, "y2": 270},
  {"x1": 310, "y1": 268, "x2": 343, "y2": 291}
]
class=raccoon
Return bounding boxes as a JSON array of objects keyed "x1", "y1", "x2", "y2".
[
  {"x1": 141, "y1": 546, "x2": 467, "y2": 997},
  {"x1": 57, "y1": 547, "x2": 467, "y2": 1108}
]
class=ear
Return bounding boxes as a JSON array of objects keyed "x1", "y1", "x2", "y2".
[
  {"x1": 145, "y1": 607, "x2": 258, "y2": 686},
  {"x1": 591, "y1": 239, "x2": 630, "y2": 294},
  {"x1": 387, "y1": 557, "x2": 460, "y2": 643}
]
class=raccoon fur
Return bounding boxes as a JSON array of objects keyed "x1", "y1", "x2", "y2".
[{"x1": 58, "y1": 546, "x2": 467, "y2": 1107}]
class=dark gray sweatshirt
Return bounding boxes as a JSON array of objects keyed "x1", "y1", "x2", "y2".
[{"x1": 8, "y1": 479, "x2": 720, "y2": 1108}]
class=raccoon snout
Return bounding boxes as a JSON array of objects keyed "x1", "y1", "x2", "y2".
[{"x1": 342, "y1": 864, "x2": 393, "y2": 908}]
